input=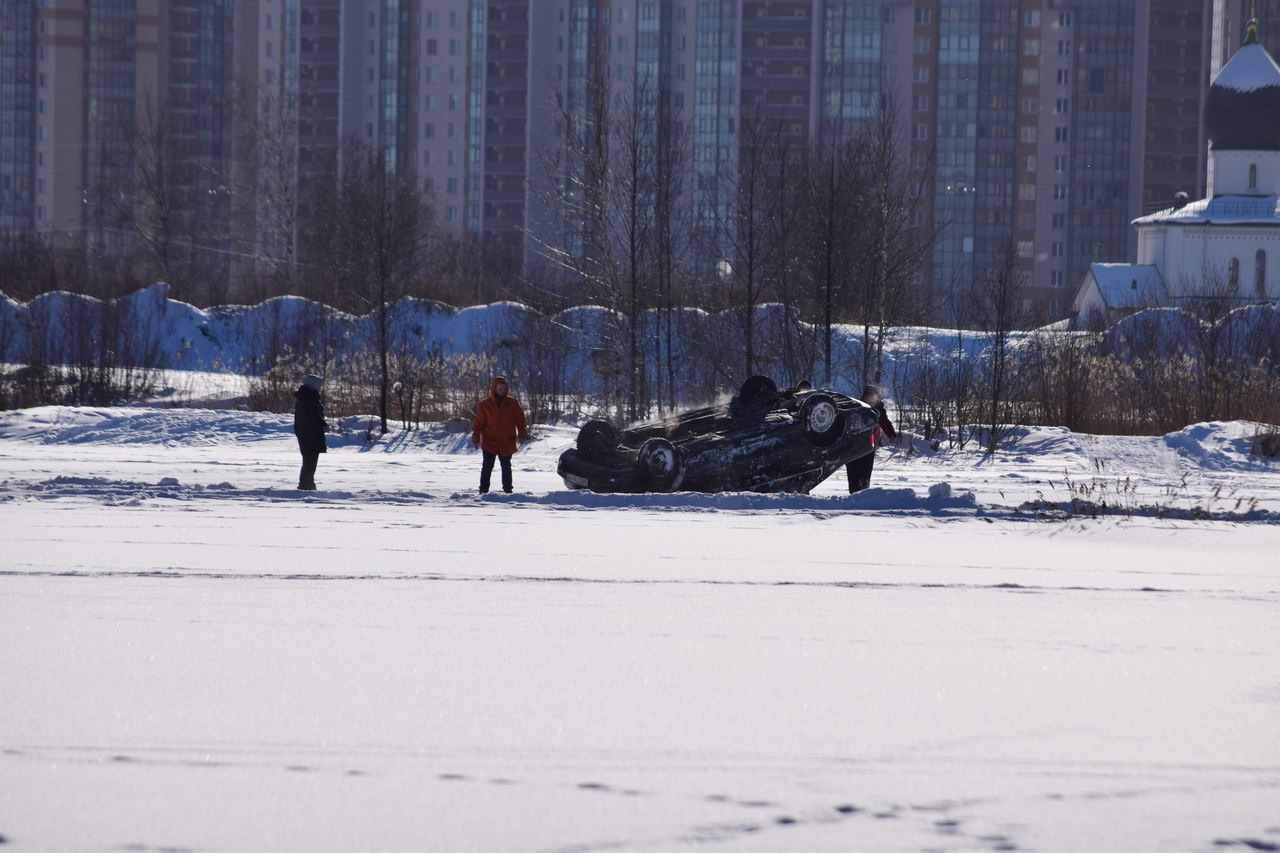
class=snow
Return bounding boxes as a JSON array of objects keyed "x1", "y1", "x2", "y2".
[
  {"x1": 1211, "y1": 41, "x2": 1280, "y2": 93},
  {"x1": 1079, "y1": 263, "x2": 1168, "y2": 310},
  {"x1": 0, "y1": 284, "x2": 1034, "y2": 402},
  {"x1": 1132, "y1": 194, "x2": 1280, "y2": 226},
  {"x1": 1, "y1": 405, "x2": 1279, "y2": 852}
]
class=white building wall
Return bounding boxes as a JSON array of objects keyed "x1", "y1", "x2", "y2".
[
  {"x1": 1140, "y1": 221, "x2": 1280, "y2": 298},
  {"x1": 1208, "y1": 148, "x2": 1280, "y2": 195}
]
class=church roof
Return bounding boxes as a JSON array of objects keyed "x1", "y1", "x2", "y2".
[
  {"x1": 1212, "y1": 40, "x2": 1280, "y2": 93},
  {"x1": 1205, "y1": 29, "x2": 1280, "y2": 151},
  {"x1": 1083, "y1": 264, "x2": 1168, "y2": 311},
  {"x1": 1133, "y1": 194, "x2": 1280, "y2": 226}
]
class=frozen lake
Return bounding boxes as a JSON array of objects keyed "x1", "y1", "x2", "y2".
[{"x1": 1, "y1": 408, "x2": 1278, "y2": 852}]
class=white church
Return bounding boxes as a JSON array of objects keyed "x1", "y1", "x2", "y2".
[{"x1": 1073, "y1": 17, "x2": 1280, "y2": 324}]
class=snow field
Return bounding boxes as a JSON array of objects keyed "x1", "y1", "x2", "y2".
[{"x1": 1, "y1": 407, "x2": 1278, "y2": 852}]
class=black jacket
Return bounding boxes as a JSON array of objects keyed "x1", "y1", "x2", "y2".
[{"x1": 293, "y1": 385, "x2": 328, "y2": 454}]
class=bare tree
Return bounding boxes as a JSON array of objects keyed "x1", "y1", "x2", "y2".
[
  {"x1": 715, "y1": 111, "x2": 785, "y2": 379},
  {"x1": 533, "y1": 70, "x2": 666, "y2": 421},
  {"x1": 796, "y1": 132, "x2": 866, "y2": 385},
  {"x1": 309, "y1": 143, "x2": 434, "y2": 434},
  {"x1": 855, "y1": 99, "x2": 936, "y2": 385},
  {"x1": 974, "y1": 240, "x2": 1025, "y2": 453},
  {"x1": 229, "y1": 77, "x2": 302, "y2": 296}
]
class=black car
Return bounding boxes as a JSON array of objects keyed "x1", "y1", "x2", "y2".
[{"x1": 557, "y1": 376, "x2": 881, "y2": 494}]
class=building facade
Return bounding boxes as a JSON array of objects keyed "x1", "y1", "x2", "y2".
[
  {"x1": 1074, "y1": 18, "x2": 1280, "y2": 322},
  {"x1": 0, "y1": 0, "x2": 1266, "y2": 318}
]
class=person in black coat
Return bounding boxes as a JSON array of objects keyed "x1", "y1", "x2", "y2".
[
  {"x1": 293, "y1": 374, "x2": 328, "y2": 490},
  {"x1": 847, "y1": 383, "x2": 896, "y2": 493}
]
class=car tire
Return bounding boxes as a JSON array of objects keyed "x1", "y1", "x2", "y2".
[
  {"x1": 577, "y1": 419, "x2": 621, "y2": 460},
  {"x1": 638, "y1": 437, "x2": 683, "y2": 492},
  {"x1": 737, "y1": 375, "x2": 779, "y2": 407},
  {"x1": 800, "y1": 393, "x2": 844, "y2": 446}
]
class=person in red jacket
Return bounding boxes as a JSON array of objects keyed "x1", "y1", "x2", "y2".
[
  {"x1": 847, "y1": 383, "x2": 896, "y2": 493},
  {"x1": 471, "y1": 376, "x2": 528, "y2": 493}
]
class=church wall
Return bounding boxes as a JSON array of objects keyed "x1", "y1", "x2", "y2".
[
  {"x1": 1152, "y1": 224, "x2": 1280, "y2": 299},
  {"x1": 1209, "y1": 149, "x2": 1280, "y2": 195}
]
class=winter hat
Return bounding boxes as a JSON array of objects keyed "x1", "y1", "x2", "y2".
[
  {"x1": 861, "y1": 384, "x2": 881, "y2": 400},
  {"x1": 303, "y1": 374, "x2": 324, "y2": 391}
]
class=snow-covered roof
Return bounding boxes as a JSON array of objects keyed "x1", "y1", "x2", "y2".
[
  {"x1": 1211, "y1": 41, "x2": 1280, "y2": 93},
  {"x1": 1133, "y1": 194, "x2": 1280, "y2": 226},
  {"x1": 1083, "y1": 263, "x2": 1167, "y2": 310}
]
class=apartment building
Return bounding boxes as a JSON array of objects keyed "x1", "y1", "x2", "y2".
[{"x1": 0, "y1": 0, "x2": 1269, "y2": 318}]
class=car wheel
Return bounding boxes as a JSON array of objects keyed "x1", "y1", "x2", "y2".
[
  {"x1": 736, "y1": 375, "x2": 779, "y2": 407},
  {"x1": 638, "y1": 437, "x2": 683, "y2": 492},
  {"x1": 577, "y1": 419, "x2": 621, "y2": 460},
  {"x1": 800, "y1": 393, "x2": 844, "y2": 446}
]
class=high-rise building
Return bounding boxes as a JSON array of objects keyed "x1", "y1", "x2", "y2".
[{"x1": 1, "y1": 0, "x2": 1271, "y2": 320}]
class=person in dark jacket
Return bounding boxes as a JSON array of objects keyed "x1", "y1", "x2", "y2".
[
  {"x1": 293, "y1": 374, "x2": 328, "y2": 490},
  {"x1": 847, "y1": 383, "x2": 896, "y2": 493},
  {"x1": 472, "y1": 376, "x2": 528, "y2": 494}
]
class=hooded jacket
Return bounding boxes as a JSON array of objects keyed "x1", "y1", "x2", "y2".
[
  {"x1": 293, "y1": 384, "x2": 328, "y2": 454},
  {"x1": 472, "y1": 376, "x2": 527, "y2": 456}
]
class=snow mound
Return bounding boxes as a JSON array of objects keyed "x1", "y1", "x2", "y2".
[
  {"x1": 1163, "y1": 421, "x2": 1276, "y2": 471},
  {"x1": 452, "y1": 485, "x2": 979, "y2": 516}
]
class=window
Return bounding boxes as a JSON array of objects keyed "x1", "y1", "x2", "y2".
[
  {"x1": 1018, "y1": 241, "x2": 1034, "y2": 258},
  {"x1": 447, "y1": 178, "x2": 459, "y2": 195},
  {"x1": 1023, "y1": 39, "x2": 1040, "y2": 56},
  {"x1": 1054, "y1": 127, "x2": 1069, "y2": 142},
  {"x1": 1059, "y1": 11, "x2": 1073, "y2": 26},
  {"x1": 1054, "y1": 155, "x2": 1068, "y2": 172},
  {"x1": 426, "y1": 39, "x2": 437, "y2": 55},
  {"x1": 1250, "y1": 164, "x2": 1258, "y2": 189},
  {"x1": 1051, "y1": 270, "x2": 1065, "y2": 287},
  {"x1": 1053, "y1": 184, "x2": 1067, "y2": 200},
  {"x1": 1055, "y1": 97, "x2": 1070, "y2": 114},
  {"x1": 913, "y1": 65, "x2": 930, "y2": 83},
  {"x1": 1052, "y1": 213, "x2": 1066, "y2": 229},
  {"x1": 914, "y1": 8, "x2": 930, "y2": 24},
  {"x1": 1257, "y1": 250, "x2": 1267, "y2": 294},
  {"x1": 1056, "y1": 69, "x2": 1070, "y2": 85},
  {"x1": 1229, "y1": 257, "x2": 1240, "y2": 291},
  {"x1": 1057, "y1": 40, "x2": 1071, "y2": 55},
  {"x1": 1051, "y1": 241, "x2": 1065, "y2": 257},
  {"x1": 1018, "y1": 183, "x2": 1036, "y2": 201}
]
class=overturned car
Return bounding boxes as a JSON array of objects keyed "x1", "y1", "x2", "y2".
[{"x1": 557, "y1": 376, "x2": 881, "y2": 494}]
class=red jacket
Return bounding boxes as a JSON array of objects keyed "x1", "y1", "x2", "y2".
[
  {"x1": 472, "y1": 376, "x2": 528, "y2": 456},
  {"x1": 870, "y1": 402, "x2": 897, "y2": 447}
]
